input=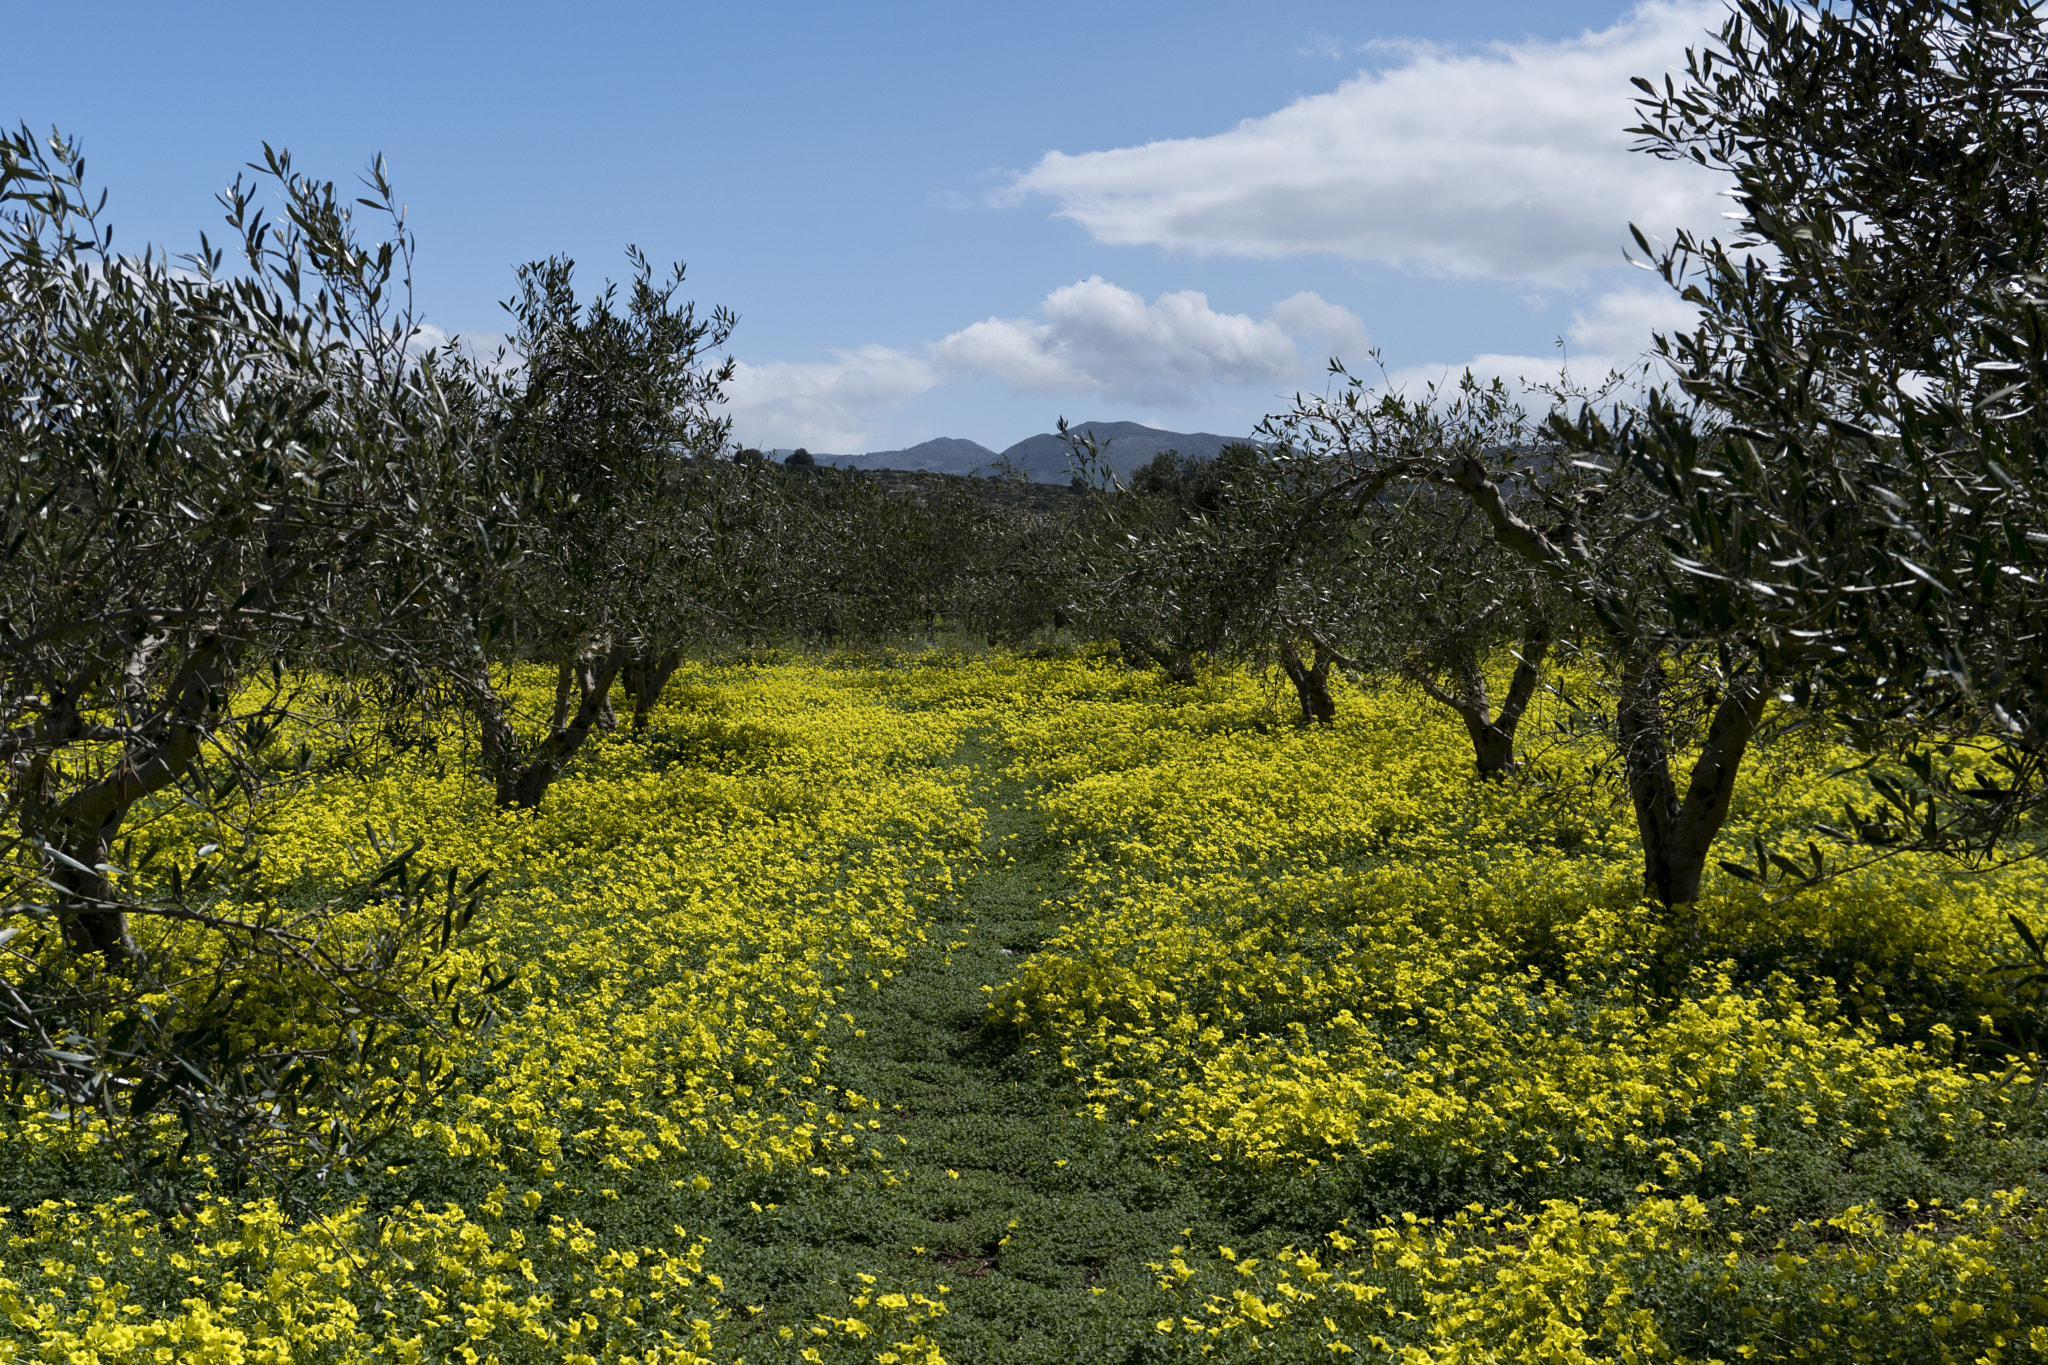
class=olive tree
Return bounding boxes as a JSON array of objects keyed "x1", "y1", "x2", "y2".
[
  {"x1": 764, "y1": 468, "x2": 1081, "y2": 651},
  {"x1": 443, "y1": 251, "x2": 735, "y2": 805},
  {"x1": 0, "y1": 130, "x2": 513, "y2": 1202},
  {"x1": 951, "y1": 497, "x2": 1080, "y2": 647},
  {"x1": 1063, "y1": 387, "x2": 1580, "y2": 768},
  {"x1": 779, "y1": 471, "x2": 981, "y2": 643},
  {"x1": 1567, "y1": 0, "x2": 2048, "y2": 865},
  {"x1": 0, "y1": 130, "x2": 505, "y2": 957},
  {"x1": 1261, "y1": 372, "x2": 1591, "y2": 770},
  {"x1": 1062, "y1": 437, "x2": 1286, "y2": 686},
  {"x1": 1269, "y1": 359, "x2": 1761, "y2": 910}
]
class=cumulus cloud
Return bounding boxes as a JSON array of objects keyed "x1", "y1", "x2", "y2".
[
  {"x1": 1564, "y1": 283, "x2": 1698, "y2": 356},
  {"x1": 723, "y1": 280, "x2": 1368, "y2": 450},
  {"x1": 1006, "y1": 2, "x2": 1728, "y2": 284},
  {"x1": 722, "y1": 345, "x2": 937, "y2": 451},
  {"x1": 1374, "y1": 284, "x2": 1699, "y2": 409},
  {"x1": 932, "y1": 277, "x2": 1363, "y2": 404},
  {"x1": 1270, "y1": 290, "x2": 1371, "y2": 362}
]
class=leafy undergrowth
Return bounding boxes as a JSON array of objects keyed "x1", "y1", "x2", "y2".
[{"x1": 5, "y1": 649, "x2": 2048, "y2": 1362}]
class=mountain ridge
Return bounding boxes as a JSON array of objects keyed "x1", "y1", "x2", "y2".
[{"x1": 779, "y1": 421, "x2": 1248, "y2": 482}]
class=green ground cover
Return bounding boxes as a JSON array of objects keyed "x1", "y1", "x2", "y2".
[{"x1": 5, "y1": 649, "x2": 2048, "y2": 1363}]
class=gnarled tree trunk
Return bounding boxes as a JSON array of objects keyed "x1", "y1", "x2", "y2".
[
  {"x1": 32, "y1": 637, "x2": 241, "y2": 963},
  {"x1": 1277, "y1": 638, "x2": 1337, "y2": 726},
  {"x1": 1445, "y1": 454, "x2": 1765, "y2": 908},
  {"x1": 1119, "y1": 634, "x2": 1198, "y2": 686},
  {"x1": 468, "y1": 644, "x2": 633, "y2": 809},
  {"x1": 1157, "y1": 647, "x2": 1197, "y2": 687},
  {"x1": 620, "y1": 649, "x2": 683, "y2": 734},
  {"x1": 1616, "y1": 652, "x2": 1765, "y2": 909},
  {"x1": 553, "y1": 657, "x2": 620, "y2": 734},
  {"x1": 1407, "y1": 626, "x2": 1550, "y2": 776},
  {"x1": 52, "y1": 807, "x2": 139, "y2": 962}
]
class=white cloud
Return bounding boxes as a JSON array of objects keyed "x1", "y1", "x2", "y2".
[
  {"x1": 1006, "y1": 1, "x2": 1728, "y2": 284},
  {"x1": 725, "y1": 280, "x2": 1368, "y2": 450},
  {"x1": 933, "y1": 277, "x2": 1361, "y2": 403},
  {"x1": 723, "y1": 345, "x2": 937, "y2": 451},
  {"x1": 1369, "y1": 285, "x2": 1696, "y2": 411},
  {"x1": 1270, "y1": 290, "x2": 1371, "y2": 362},
  {"x1": 1564, "y1": 283, "x2": 1698, "y2": 356},
  {"x1": 408, "y1": 322, "x2": 456, "y2": 354},
  {"x1": 406, "y1": 323, "x2": 512, "y2": 367}
]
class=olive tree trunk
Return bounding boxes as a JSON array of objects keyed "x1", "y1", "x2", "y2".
[
  {"x1": 620, "y1": 650, "x2": 683, "y2": 734},
  {"x1": 466, "y1": 644, "x2": 632, "y2": 809},
  {"x1": 30, "y1": 637, "x2": 238, "y2": 963},
  {"x1": 1446, "y1": 454, "x2": 1762, "y2": 909},
  {"x1": 1616, "y1": 654, "x2": 1766, "y2": 908},
  {"x1": 1277, "y1": 638, "x2": 1337, "y2": 726},
  {"x1": 1405, "y1": 626, "x2": 1550, "y2": 776},
  {"x1": 1119, "y1": 634, "x2": 1198, "y2": 686}
]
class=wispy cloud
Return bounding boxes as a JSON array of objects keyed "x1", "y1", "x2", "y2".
[
  {"x1": 407, "y1": 323, "x2": 512, "y2": 366},
  {"x1": 1004, "y1": 2, "x2": 1728, "y2": 285},
  {"x1": 1269, "y1": 290, "x2": 1371, "y2": 364},
  {"x1": 1564, "y1": 283, "x2": 1698, "y2": 356}
]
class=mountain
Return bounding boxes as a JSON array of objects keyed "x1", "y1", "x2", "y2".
[
  {"x1": 782, "y1": 422, "x2": 1244, "y2": 482},
  {"x1": 994, "y1": 421, "x2": 1242, "y2": 483},
  {"x1": 813, "y1": 437, "x2": 999, "y2": 474}
]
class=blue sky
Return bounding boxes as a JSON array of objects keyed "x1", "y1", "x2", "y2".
[{"x1": 7, "y1": 1, "x2": 1726, "y2": 453}]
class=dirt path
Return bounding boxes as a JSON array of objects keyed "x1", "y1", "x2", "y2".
[{"x1": 707, "y1": 730, "x2": 1223, "y2": 1363}]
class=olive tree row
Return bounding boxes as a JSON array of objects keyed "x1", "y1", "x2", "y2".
[
  {"x1": 1568, "y1": 0, "x2": 2048, "y2": 865},
  {"x1": 0, "y1": 131, "x2": 514, "y2": 960},
  {"x1": 1058, "y1": 389, "x2": 1590, "y2": 777},
  {"x1": 435, "y1": 250, "x2": 739, "y2": 807},
  {"x1": 0, "y1": 128, "x2": 1102, "y2": 1198},
  {"x1": 0, "y1": 129, "x2": 524, "y2": 1198},
  {"x1": 1062, "y1": 0, "x2": 2048, "y2": 916}
]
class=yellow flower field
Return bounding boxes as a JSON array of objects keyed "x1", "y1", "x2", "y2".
[{"x1": 4, "y1": 649, "x2": 2046, "y2": 1363}]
